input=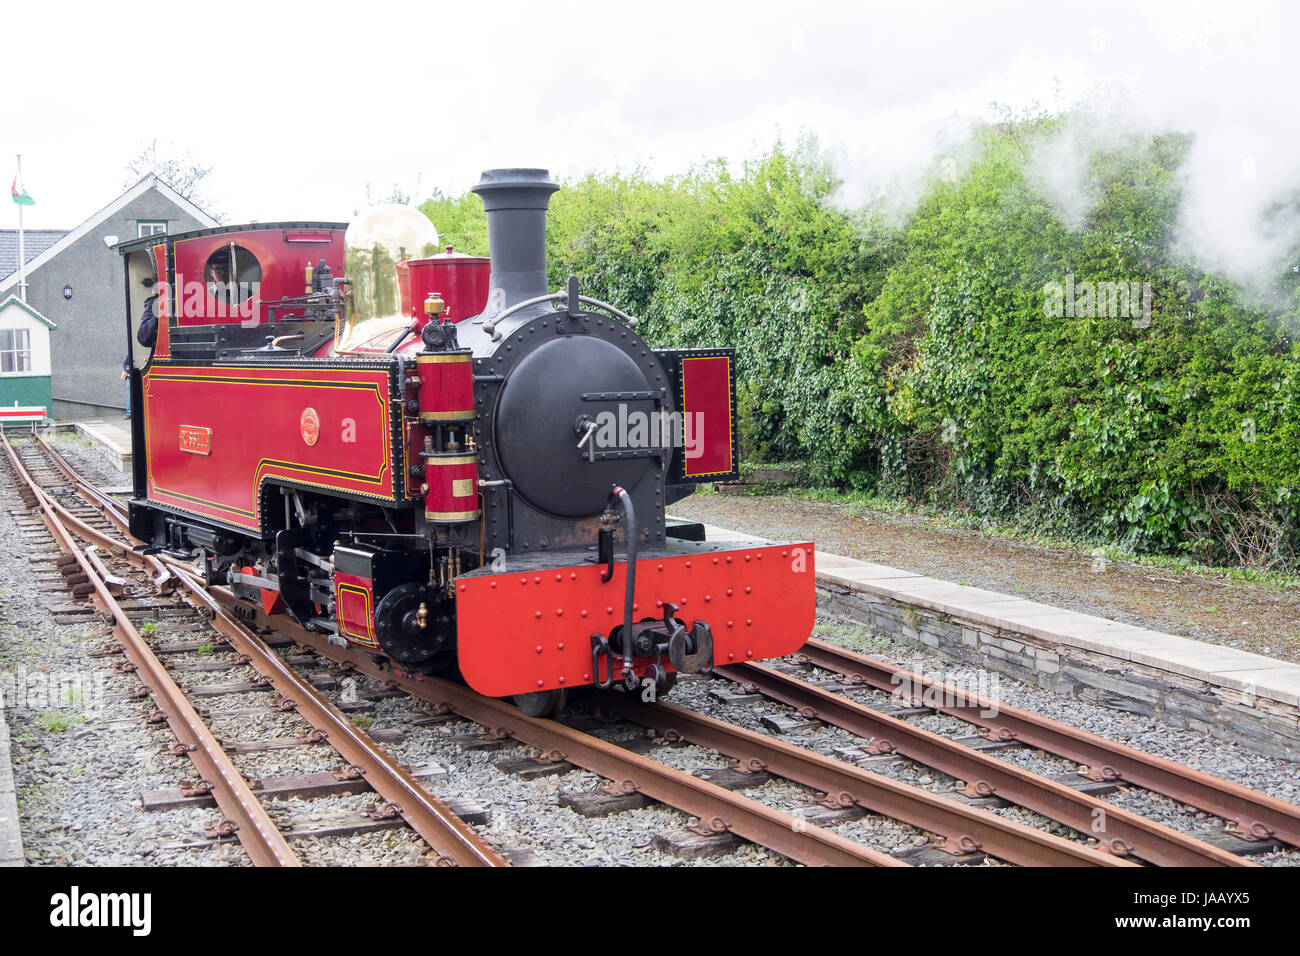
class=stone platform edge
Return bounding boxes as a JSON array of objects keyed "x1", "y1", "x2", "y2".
[{"x1": 71, "y1": 421, "x2": 131, "y2": 473}]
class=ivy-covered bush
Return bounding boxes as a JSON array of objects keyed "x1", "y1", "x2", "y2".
[{"x1": 417, "y1": 125, "x2": 1300, "y2": 571}]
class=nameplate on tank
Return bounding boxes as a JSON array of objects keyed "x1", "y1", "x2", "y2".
[{"x1": 178, "y1": 425, "x2": 212, "y2": 456}]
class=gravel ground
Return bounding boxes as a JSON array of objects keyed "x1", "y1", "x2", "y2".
[
  {"x1": 671, "y1": 491, "x2": 1300, "y2": 663},
  {"x1": 40, "y1": 433, "x2": 125, "y2": 490}
]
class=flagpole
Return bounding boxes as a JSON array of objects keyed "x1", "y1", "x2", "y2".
[{"x1": 16, "y1": 154, "x2": 26, "y2": 302}]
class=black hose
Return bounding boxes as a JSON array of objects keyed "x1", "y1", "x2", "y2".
[
  {"x1": 611, "y1": 485, "x2": 637, "y2": 683},
  {"x1": 385, "y1": 326, "x2": 413, "y2": 353}
]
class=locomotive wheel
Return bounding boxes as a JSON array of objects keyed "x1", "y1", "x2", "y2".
[{"x1": 512, "y1": 688, "x2": 568, "y2": 718}]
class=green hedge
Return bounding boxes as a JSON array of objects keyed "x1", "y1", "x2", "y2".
[{"x1": 418, "y1": 124, "x2": 1300, "y2": 571}]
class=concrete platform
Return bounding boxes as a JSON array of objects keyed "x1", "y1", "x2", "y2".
[
  {"x1": 73, "y1": 421, "x2": 131, "y2": 472},
  {"x1": 684, "y1": 519, "x2": 1300, "y2": 761}
]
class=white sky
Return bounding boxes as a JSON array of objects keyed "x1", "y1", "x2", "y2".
[{"x1": 5, "y1": 0, "x2": 1298, "y2": 245}]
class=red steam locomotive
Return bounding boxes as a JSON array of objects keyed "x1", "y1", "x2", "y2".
[{"x1": 116, "y1": 168, "x2": 815, "y2": 715}]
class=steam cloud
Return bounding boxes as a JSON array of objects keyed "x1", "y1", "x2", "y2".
[{"x1": 811, "y1": 2, "x2": 1300, "y2": 292}]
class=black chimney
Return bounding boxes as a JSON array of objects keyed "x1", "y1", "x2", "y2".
[{"x1": 471, "y1": 168, "x2": 559, "y2": 316}]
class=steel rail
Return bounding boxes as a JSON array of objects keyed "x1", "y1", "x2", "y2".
[
  {"x1": 603, "y1": 694, "x2": 1134, "y2": 867},
  {"x1": 17, "y1": 436, "x2": 507, "y2": 867},
  {"x1": 169, "y1": 565, "x2": 507, "y2": 867},
  {"x1": 9, "y1": 465, "x2": 147, "y2": 570},
  {"x1": 247, "y1": 610, "x2": 905, "y2": 867},
  {"x1": 1, "y1": 433, "x2": 301, "y2": 867},
  {"x1": 798, "y1": 637, "x2": 1300, "y2": 848},
  {"x1": 31, "y1": 433, "x2": 131, "y2": 528},
  {"x1": 719, "y1": 661, "x2": 1250, "y2": 866},
  {"x1": 8, "y1": 440, "x2": 159, "y2": 589}
]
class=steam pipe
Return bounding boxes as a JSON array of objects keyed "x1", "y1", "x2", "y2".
[
  {"x1": 610, "y1": 485, "x2": 637, "y2": 685},
  {"x1": 478, "y1": 288, "x2": 640, "y2": 342}
]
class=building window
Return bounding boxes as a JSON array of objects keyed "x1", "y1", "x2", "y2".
[
  {"x1": 137, "y1": 221, "x2": 168, "y2": 238},
  {"x1": 0, "y1": 329, "x2": 32, "y2": 373}
]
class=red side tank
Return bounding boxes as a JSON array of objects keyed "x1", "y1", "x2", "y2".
[{"x1": 406, "y1": 246, "x2": 490, "y2": 326}]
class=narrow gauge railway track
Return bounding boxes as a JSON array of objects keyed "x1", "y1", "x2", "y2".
[
  {"x1": 10, "y1": 433, "x2": 903, "y2": 866},
  {"x1": 787, "y1": 639, "x2": 1300, "y2": 853},
  {"x1": 597, "y1": 691, "x2": 1135, "y2": 866},
  {"x1": 41, "y1": 428, "x2": 1292, "y2": 856},
  {"x1": 14, "y1": 430, "x2": 1299, "y2": 867},
  {"x1": 212, "y1": 616, "x2": 1291, "y2": 867},
  {"x1": 713, "y1": 661, "x2": 1251, "y2": 866},
  {"x1": 1, "y1": 431, "x2": 507, "y2": 867},
  {"x1": 15, "y1": 434, "x2": 1058, "y2": 866},
  {"x1": 248, "y1": 613, "x2": 1139, "y2": 866},
  {"x1": 21, "y1": 436, "x2": 1122, "y2": 866},
  {"x1": 253, "y1": 613, "x2": 909, "y2": 866}
]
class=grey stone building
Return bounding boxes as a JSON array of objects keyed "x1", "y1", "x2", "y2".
[{"x1": 0, "y1": 175, "x2": 216, "y2": 418}]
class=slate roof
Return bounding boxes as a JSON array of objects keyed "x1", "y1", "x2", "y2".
[{"x1": 0, "y1": 229, "x2": 68, "y2": 280}]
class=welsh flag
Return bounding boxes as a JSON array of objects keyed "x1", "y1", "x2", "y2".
[{"x1": 11, "y1": 175, "x2": 33, "y2": 205}]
